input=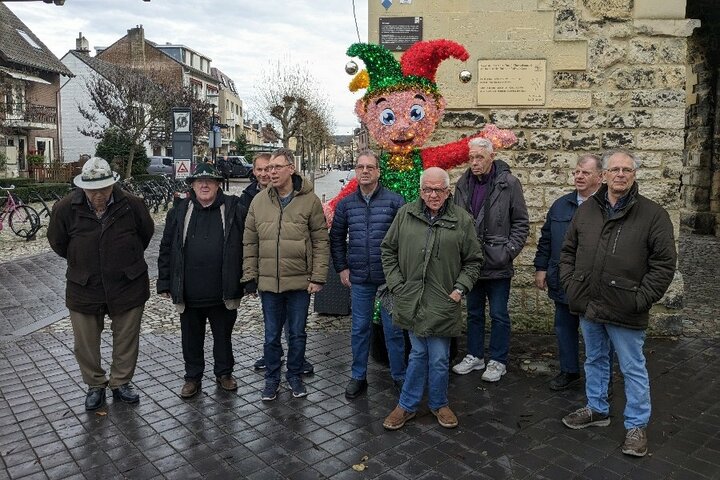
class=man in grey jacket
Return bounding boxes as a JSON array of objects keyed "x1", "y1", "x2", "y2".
[{"x1": 452, "y1": 138, "x2": 529, "y2": 382}]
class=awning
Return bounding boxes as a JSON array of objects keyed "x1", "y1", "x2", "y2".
[{"x1": 0, "y1": 67, "x2": 51, "y2": 85}]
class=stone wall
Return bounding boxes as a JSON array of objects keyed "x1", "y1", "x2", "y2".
[{"x1": 368, "y1": 0, "x2": 700, "y2": 335}]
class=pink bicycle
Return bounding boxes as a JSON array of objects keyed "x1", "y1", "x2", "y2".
[{"x1": 0, "y1": 185, "x2": 41, "y2": 240}]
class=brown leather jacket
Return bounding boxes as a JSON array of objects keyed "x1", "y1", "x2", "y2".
[{"x1": 48, "y1": 186, "x2": 154, "y2": 315}]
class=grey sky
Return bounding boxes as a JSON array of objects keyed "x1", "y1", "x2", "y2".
[{"x1": 6, "y1": 0, "x2": 369, "y2": 134}]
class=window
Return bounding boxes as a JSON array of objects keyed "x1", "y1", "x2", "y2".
[{"x1": 17, "y1": 30, "x2": 41, "y2": 49}]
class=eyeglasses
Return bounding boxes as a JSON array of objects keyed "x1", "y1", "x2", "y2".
[
  {"x1": 355, "y1": 165, "x2": 377, "y2": 171},
  {"x1": 421, "y1": 187, "x2": 448, "y2": 196},
  {"x1": 267, "y1": 164, "x2": 292, "y2": 171},
  {"x1": 606, "y1": 167, "x2": 635, "y2": 175}
]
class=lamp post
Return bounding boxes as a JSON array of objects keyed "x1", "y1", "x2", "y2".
[{"x1": 206, "y1": 92, "x2": 219, "y2": 164}]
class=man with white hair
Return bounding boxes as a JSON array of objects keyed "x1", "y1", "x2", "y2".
[
  {"x1": 381, "y1": 167, "x2": 483, "y2": 430},
  {"x1": 48, "y1": 157, "x2": 154, "y2": 410},
  {"x1": 452, "y1": 137, "x2": 529, "y2": 382}
]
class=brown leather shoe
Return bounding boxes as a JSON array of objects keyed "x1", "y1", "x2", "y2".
[
  {"x1": 180, "y1": 380, "x2": 201, "y2": 398},
  {"x1": 216, "y1": 374, "x2": 238, "y2": 391},
  {"x1": 383, "y1": 405, "x2": 416, "y2": 431},
  {"x1": 432, "y1": 406, "x2": 458, "y2": 428}
]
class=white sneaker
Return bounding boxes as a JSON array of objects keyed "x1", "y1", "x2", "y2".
[
  {"x1": 481, "y1": 360, "x2": 507, "y2": 382},
  {"x1": 452, "y1": 355, "x2": 485, "y2": 375}
]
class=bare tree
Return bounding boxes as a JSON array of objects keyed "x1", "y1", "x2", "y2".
[
  {"x1": 255, "y1": 60, "x2": 334, "y2": 150},
  {"x1": 79, "y1": 68, "x2": 169, "y2": 177}
]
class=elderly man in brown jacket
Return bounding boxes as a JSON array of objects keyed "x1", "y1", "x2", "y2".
[
  {"x1": 242, "y1": 148, "x2": 328, "y2": 401},
  {"x1": 48, "y1": 157, "x2": 154, "y2": 410},
  {"x1": 559, "y1": 149, "x2": 676, "y2": 457}
]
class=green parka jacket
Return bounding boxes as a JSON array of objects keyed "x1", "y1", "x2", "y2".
[
  {"x1": 242, "y1": 173, "x2": 329, "y2": 292},
  {"x1": 381, "y1": 198, "x2": 484, "y2": 337}
]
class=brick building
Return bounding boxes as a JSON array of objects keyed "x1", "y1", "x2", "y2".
[
  {"x1": 0, "y1": 3, "x2": 73, "y2": 175},
  {"x1": 367, "y1": 0, "x2": 719, "y2": 335}
]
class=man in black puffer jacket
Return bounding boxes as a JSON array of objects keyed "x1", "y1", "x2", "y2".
[{"x1": 157, "y1": 163, "x2": 249, "y2": 398}]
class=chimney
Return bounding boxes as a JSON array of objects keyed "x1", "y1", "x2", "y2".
[
  {"x1": 75, "y1": 32, "x2": 89, "y2": 54},
  {"x1": 127, "y1": 25, "x2": 145, "y2": 68}
]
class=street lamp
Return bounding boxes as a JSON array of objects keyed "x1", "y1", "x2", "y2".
[{"x1": 206, "y1": 92, "x2": 219, "y2": 164}]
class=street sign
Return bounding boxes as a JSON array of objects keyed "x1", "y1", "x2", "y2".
[
  {"x1": 174, "y1": 159, "x2": 191, "y2": 179},
  {"x1": 208, "y1": 130, "x2": 222, "y2": 148}
]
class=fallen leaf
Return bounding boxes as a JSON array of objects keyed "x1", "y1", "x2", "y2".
[
  {"x1": 352, "y1": 464, "x2": 367, "y2": 472},
  {"x1": 95, "y1": 411, "x2": 107, "y2": 416},
  {"x1": 360, "y1": 455, "x2": 369, "y2": 462}
]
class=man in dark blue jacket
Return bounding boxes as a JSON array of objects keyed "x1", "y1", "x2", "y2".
[
  {"x1": 330, "y1": 150, "x2": 406, "y2": 399},
  {"x1": 533, "y1": 154, "x2": 602, "y2": 390}
]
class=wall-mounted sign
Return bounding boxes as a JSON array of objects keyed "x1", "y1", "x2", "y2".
[
  {"x1": 476, "y1": 60, "x2": 546, "y2": 106},
  {"x1": 379, "y1": 17, "x2": 422, "y2": 51}
]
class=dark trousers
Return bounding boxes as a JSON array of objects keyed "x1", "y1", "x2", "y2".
[
  {"x1": 554, "y1": 301, "x2": 580, "y2": 374},
  {"x1": 180, "y1": 304, "x2": 237, "y2": 381},
  {"x1": 222, "y1": 175, "x2": 230, "y2": 191}
]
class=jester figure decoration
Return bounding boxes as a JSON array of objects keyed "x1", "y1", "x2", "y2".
[{"x1": 324, "y1": 39, "x2": 517, "y2": 223}]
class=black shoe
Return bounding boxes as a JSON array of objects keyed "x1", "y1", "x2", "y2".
[
  {"x1": 393, "y1": 378, "x2": 404, "y2": 395},
  {"x1": 301, "y1": 359, "x2": 314, "y2": 376},
  {"x1": 85, "y1": 387, "x2": 106, "y2": 411},
  {"x1": 550, "y1": 372, "x2": 581, "y2": 391},
  {"x1": 253, "y1": 357, "x2": 266, "y2": 370},
  {"x1": 345, "y1": 378, "x2": 368, "y2": 399},
  {"x1": 111, "y1": 384, "x2": 140, "y2": 404}
]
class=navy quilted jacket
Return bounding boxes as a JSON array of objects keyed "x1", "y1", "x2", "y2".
[{"x1": 330, "y1": 185, "x2": 405, "y2": 285}]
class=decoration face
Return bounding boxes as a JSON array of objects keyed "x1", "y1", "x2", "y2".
[{"x1": 356, "y1": 89, "x2": 446, "y2": 155}]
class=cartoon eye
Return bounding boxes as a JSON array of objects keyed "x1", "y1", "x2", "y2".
[
  {"x1": 409, "y1": 104, "x2": 425, "y2": 122},
  {"x1": 380, "y1": 108, "x2": 396, "y2": 126}
]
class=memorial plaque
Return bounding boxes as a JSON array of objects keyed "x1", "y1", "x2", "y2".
[
  {"x1": 476, "y1": 60, "x2": 546, "y2": 106},
  {"x1": 379, "y1": 17, "x2": 422, "y2": 51}
]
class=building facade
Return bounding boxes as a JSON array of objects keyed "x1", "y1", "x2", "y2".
[
  {"x1": 367, "y1": 0, "x2": 718, "y2": 336},
  {"x1": 0, "y1": 3, "x2": 73, "y2": 176}
]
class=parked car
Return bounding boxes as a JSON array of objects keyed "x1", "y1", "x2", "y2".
[
  {"x1": 146, "y1": 156, "x2": 174, "y2": 177},
  {"x1": 220, "y1": 155, "x2": 253, "y2": 178}
]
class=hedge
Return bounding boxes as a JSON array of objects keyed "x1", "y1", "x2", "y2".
[
  {"x1": 12, "y1": 183, "x2": 72, "y2": 203},
  {"x1": 0, "y1": 178, "x2": 36, "y2": 188}
]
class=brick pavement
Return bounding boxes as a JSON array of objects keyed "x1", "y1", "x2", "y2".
[{"x1": 0, "y1": 330, "x2": 719, "y2": 479}]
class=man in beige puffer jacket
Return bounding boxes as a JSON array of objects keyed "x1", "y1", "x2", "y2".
[{"x1": 243, "y1": 148, "x2": 329, "y2": 401}]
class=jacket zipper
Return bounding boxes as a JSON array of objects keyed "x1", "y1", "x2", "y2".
[
  {"x1": 276, "y1": 202, "x2": 283, "y2": 292},
  {"x1": 611, "y1": 224, "x2": 622, "y2": 254}
]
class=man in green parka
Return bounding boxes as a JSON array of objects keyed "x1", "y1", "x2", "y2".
[{"x1": 381, "y1": 167, "x2": 484, "y2": 430}]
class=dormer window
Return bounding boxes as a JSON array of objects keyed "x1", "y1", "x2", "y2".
[{"x1": 17, "y1": 29, "x2": 41, "y2": 49}]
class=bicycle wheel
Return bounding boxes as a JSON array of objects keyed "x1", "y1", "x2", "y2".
[{"x1": 9, "y1": 205, "x2": 41, "y2": 239}]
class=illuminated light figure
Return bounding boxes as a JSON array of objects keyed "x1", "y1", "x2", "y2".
[{"x1": 324, "y1": 40, "x2": 517, "y2": 224}]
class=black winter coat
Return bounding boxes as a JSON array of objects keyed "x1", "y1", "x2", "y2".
[
  {"x1": 454, "y1": 160, "x2": 529, "y2": 280},
  {"x1": 559, "y1": 183, "x2": 677, "y2": 329},
  {"x1": 157, "y1": 191, "x2": 247, "y2": 308},
  {"x1": 47, "y1": 186, "x2": 154, "y2": 315}
]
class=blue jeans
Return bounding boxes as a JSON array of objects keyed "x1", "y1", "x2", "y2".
[
  {"x1": 260, "y1": 290, "x2": 311, "y2": 384},
  {"x1": 555, "y1": 302, "x2": 580, "y2": 374},
  {"x1": 399, "y1": 332, "x2": 450, "y2": 412},
  {"x1": 466, "y1": 278, "x2": 511, "y2": 364},
  {"x1": 580, "y1": 317, "x2": 650, "y2": 429},
  {"x1": 350, "y1": 283, "x2": 406, "y2": 381}
]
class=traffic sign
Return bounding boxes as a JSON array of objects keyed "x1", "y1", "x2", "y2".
[{"x1": 174, "y1": 159, "x2": 191, "y2": 179}]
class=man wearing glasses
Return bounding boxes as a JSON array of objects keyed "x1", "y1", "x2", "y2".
[
  {"x1": 560, "y1": 149, "x2": 676, "y2": 457},
  {"x1": 242, "y1": 148, "x2": 328, "y2": 401},
  {"x1": 452, "y1": 137, "x2": 529, "y2": 383},
  {"x1": 381, "y1": 167, "x2": 483, "y2": 430},
  {"x1": 329, "y1": 150, "x2": 406, "y2": 399},
  {"x1": 533, "y1": 154, "x2": 604, "y2": 391}
]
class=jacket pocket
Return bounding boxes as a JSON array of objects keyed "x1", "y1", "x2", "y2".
[
  {"x1": 565, "y1": 271, "x2": 590, "y2": 315},
  {"x1": 66, "y1": 269, "x2": 90, "y2": 286},
  {"x1": 124, "y1": 258, "x2": 149, "y2": 280},
  {"x1": 600, "y1": 273, "x2": 641, "y2": 314},
  {"x1": 482, "y1": 235, "x2": 509, "y2": 270}
]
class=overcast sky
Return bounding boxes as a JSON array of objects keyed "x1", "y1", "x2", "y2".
[{"x1": 6, "y1": 0, "x2": 369, "y2": 135}]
